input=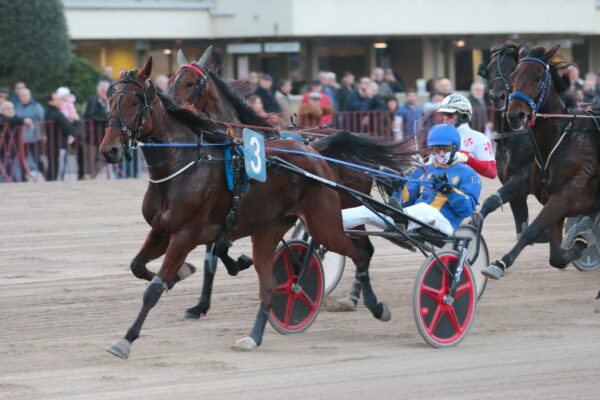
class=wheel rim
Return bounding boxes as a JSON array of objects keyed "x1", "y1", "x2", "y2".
[
  {"x1": 448, "y1": 225, "x2": 488, "y2": 299},
  {"x1": 270, "y1": 242, "x2": 323, "y2": 332},
  {"x1": 417, "y1": 253, "x2": 475, "y2": 345}
]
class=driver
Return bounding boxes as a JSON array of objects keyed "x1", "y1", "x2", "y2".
[
  {"x1": 437, "y1": 94, "x2": 497, "y2": 179},
  {"x1": 342, "y1": 124, "x2": 481, "y2": 236}
]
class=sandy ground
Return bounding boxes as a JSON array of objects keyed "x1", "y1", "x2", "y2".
[{"x1": 1, "y1": 178, "x2": 600, "y2": 400}]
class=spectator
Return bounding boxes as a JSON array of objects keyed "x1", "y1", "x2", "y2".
[
  {"x1": 15, "y1": 88, "x2": 45, "y2": 180},
  {"x1": 84, "y1": 81, "x2": 111, "y2": 177},
  {"x1": 0, "y1": 101, "x2": 29, "y2": 182},
  {"x1": 371, "y1": 67, "x2": 394, "y2": 98},
  {"x1": 254, "y1": 73, "x2": 280, "y2": 113},
  {"x1": 247, "y1": 94, "x2": 280, "y2": 126},
  {"x1": 45, "y1": 92, "x2": 76, "y2": 181},
  {"x1": 422, "y1": 92, "x2": 445, "y2": 129},
  {"x1": 566, "y1": 65, "x2": 584, "y2": 90},
  {"x1": 247, "y1": 71, "x2": 259, "y2": 87},
  {"x1": 384, "y1": 96, "x2": 399, "y2": 137},
  {"x1": 582, "y1": 72, "x2": 598, "y2": 104},
  {"x1": 319, "y1": 71, "x2": 339, "y2": 111},
  {"x1": 155, "y1": 75, "x2": 169, "y2": 96},
  {"x1": 299, "y1": 91, "x2": 334, "y2": 126},
  {"x1": 0, "y1": 87, "x2": 9, "y2": 107},
  {"x1": 100, "y1": 66, "x2": 115, "y2": 85},
  {"x1": 394, "y1": 88, "x2": 422, "y2": 138},
  {"x1": 274, "y1": 79, "x2": 293, "y2": 128},
  {"x1": 344, "y1": 77, "x2": 385, "y2": 112},
  {"x1": 467, "y1": 80, "x2": 488, "y2": 134},
  {"x1": 11, "y1": 82, "x2": 27, "y2": 106},
  {"x1": 337, "y1": 71, "x2": 355, "y2": 112},
  {"x1": 384, "y1": 68, "x2": 405, "y2": 93},
  {"x1": 435, "y1": 78, "x2": 453, "y2": 97}
]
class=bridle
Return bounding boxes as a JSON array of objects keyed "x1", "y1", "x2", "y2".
[
  {"x1": 107, "y1": 72, "x2": 156, "y2": 158},
  {"x1": 170, "y1": 63, "x2": 209, "y2": 103},
  {"x1": 508, "y1": 57, "x2": 552, "y2": 124}
]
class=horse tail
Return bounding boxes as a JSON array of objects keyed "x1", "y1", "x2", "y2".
[{"x1": 310, "y1": 130, "x2": 422, "y2": 174}]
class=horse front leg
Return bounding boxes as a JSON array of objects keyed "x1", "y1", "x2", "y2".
[
  {"x1": 482, "y1": 194, "x2": 582, "y2": 280},
  {"x1": 547, "y1": 220, "x2": 587, "y2": 269},
  {"x1": 106, "y1": 232, "x2": 197, "y2": 359},
  {"x1": 129, "y1": 229, "x2": 168, "y2": 281},
  {"x1": 234, "y1": 232, "x2": 283, "y2": 351}
]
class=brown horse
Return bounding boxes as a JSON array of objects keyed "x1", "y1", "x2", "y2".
[
  {"x1": 169, "y1": 48, "x2": 424, "y2": 317},
  {"x1": 482, "y1": 45, "x2": 600, "y2": 281},
  {"x1": 478, "y1": 41, "x2": 548, "y2": 243},
  {"x1": 100, "y1": 58, "x2": 398, "y2": 358}
]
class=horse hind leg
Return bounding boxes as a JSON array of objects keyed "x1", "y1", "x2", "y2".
[
  {"x1": 213, "y1": 240, "x2": 253, "y2": 276},
  {"x1": 301, "y1": 202, "x2": 390, "y2": 322}
]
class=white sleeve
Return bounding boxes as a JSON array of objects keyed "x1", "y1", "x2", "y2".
[{"x1": 473, "y1": 135, "x2": 495, "y2": 161}]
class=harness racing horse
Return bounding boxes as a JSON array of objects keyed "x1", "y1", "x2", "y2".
[
  {"x1": 100, "y1": 58, "x2": 398, "y2": 358},
  {"x1": 170, "y1": 47, "x2": 424, "y2": 318},
  {"x1": 482, "y1": 45, "x2": 600, "y2": 283},
  {"x1": 478, "y1": 41, "x2": 542, "y2": 241}
]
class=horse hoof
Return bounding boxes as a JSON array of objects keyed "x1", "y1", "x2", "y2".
[
  {"x1": 595, "y1": 299, "x2": 600, "y2": 314},
  {"x1": 105, "y1": 338, "x2": 131, "y2": 359},
  {"x1": 234, "y1": 337, "x2": 257, "y2": 351},
  {"x1": 378, "y1": 303, "x2": 391, "y2": 322},
  {"x1": 178, "y1": 262, "x2": 197, "y2": 281},
  {"x1": 322, "y1": 296, "x2": 356, "y2": 312},
  {"x1": 183, "y1": 306, "x2": 206, "y2": 320},
  {"x1": 481, "y1": 264, "x2": 505, "y2": 280}
]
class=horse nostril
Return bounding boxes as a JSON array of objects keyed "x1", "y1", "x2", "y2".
[{"x1": 517, "y1": 111, "x2": 526, "y2": 119}]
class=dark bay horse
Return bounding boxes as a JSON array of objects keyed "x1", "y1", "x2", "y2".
[
  {"x1": 100, "y1": 58, "x2": 398, "y2": 358},
  {"x1": 478, "y1": 41, "x2": 540, "y2": 241},
  {"x1": 170, "y1": 48, "x2": 424, "y2": 317},
  {"x1": 482, "y1": 46, "x2": 600, "y2": 282}
]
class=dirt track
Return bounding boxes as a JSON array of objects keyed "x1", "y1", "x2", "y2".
[{"x1": 1, "y1": 179, "x2": 600, "y2": 400}]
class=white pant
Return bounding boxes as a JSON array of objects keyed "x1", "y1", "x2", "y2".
[{"x1": 342, "y1": 202, "x2": 454, "y2": 236}]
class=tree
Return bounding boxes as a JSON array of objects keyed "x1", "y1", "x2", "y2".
[{"x1": 0, "y1": 0, "x2": 99, "y2": 101}]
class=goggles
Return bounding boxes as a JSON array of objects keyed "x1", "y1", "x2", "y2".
[{"x1": 430, "y1": 145, "x2": 454, "y2": 153}]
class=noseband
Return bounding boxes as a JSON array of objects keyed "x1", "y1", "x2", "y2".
[
  {"x1": 508, "y1": 57, "x2": 552, "y2": 122},
  {"x1": 107, "y1": 73, "x2": 156, "y2": 158}
]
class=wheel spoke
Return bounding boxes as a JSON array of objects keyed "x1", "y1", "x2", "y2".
[
  {"x1": 297, "y1": 290, "x2": 316, "y2": 309},
  {"x1": 427, "y1": 306, "x2": 442, "y2": 334},
  {"x1": 440, "y1": 264, "x2": 449, "y2": 292},
  {"x1": 275, "y1": 283, "x2": 288, "y2": 295},
  {"x1": 283, "y1": 254, "x2": 295, "y2": 279},
  {"x1": 447, "y1": 307, "x2": 463, "y2": 332},
  {"x1": 283, "y1": 294, "x2": 296, "y2": 326},
  {"x1": 454, "y1": 282, "x2": 472, "y2": 299},
  {"x1": 421, "y1": 284, "x2": 442, "y2": 300}
]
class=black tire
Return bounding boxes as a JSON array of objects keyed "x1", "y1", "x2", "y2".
[
  {"x1": 413, "y1": 250, "x2": 477, "y2": 348},
  {"x1": 564, "y1": 216, "x2": 600, "y2": 272},
  {"x1": 268, "y1": 239, "x2": 325, "y2": 334}
]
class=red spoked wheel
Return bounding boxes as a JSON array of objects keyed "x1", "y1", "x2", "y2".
[
  {"x1": 413, "y1": 250, "x2": 477, "y2": 348},
  {"x1": 268, "y1": 239, "x2": 324, "y2": 335}
]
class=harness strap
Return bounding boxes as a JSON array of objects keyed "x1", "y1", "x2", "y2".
[
  {"x1": 493, "y1": 129, "x2": 529, "y2": 141},
  {"x1": 148, "y1": 161, "x2": 196, "y2": 184}
]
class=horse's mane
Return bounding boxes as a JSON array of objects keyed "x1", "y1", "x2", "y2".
[
  {"x1": 490, "y1": 40, "x2": 521, "y2": 58},
  {"x1": 208, "y1": 71, "x2": 268, "y2": 126},
  {"x1": 311, "y1": 130, "x2": 421, "y2": 173},
  {"x1": 159, "y1": 93, "x2": 224, "y2": 139}
]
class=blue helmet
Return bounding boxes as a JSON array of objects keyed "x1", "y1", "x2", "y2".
[{"x1": 427, "y1": 124, "x2": 461, "y2": 148}]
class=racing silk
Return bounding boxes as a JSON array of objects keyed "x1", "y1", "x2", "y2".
[
  {"x1": 394, "y1": 161, "x2": 482, "y2": 231},
  {"x1": 457, "y1": 123, "x2": 497, "y2": 179}
]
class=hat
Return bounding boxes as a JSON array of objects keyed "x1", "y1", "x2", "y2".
[
  {"x1": 0, "y1": 87, "x2": 8, "y2": 95},
  {"x1": 310, "y1": 79, "x2": 321, "y2": 87},
  {"x1": 56, "y1": 86, "x2": 71, "y2": 97},
  {"x1": 308, "y1": 91, "x2": 322, "y2": 99},
  {"x1": 259, "y1": 73, "x2": 273, "y2": 81}
]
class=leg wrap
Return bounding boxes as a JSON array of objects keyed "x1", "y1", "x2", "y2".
[
  {"x1": 348, "y1": 278, "x2": 362, "y2": 306},
  {"x1": 356, "y1": 271, "x2": 382, "y2": 318},
  {"x1": 249, "y1": 304, "x2": 269, "y2": 346}
]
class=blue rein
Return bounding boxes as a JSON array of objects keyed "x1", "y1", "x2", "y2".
[{"x1": 508, "y1": 57, "x2": 551, "y2": 119}]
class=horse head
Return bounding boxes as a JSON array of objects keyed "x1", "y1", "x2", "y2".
[
  {"x1": 507, "y1": 45, "x2": 560, "y2": 130},
  {"x1": 100, "y1": 57, "x2": 157, "y2": 164},
  {"x1": 483, "y1": 41, "x2": 523, "y2": 111},
  {"x1": 169, "y1": 46, "x2": 213, "y2": 105}
]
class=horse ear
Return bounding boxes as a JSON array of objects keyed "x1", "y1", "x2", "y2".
[
  {"x1": 138, "y1": 57, "x2": 153, "y2": 81},
  {"x1": 545, "y1": 45, "x2": 560, "y2": 62},
  {"x1": 195, "y1": 45, "x2": 213, "y2": 69},
  {"x1": 518, "y1": 46, "x2": 529, "y2": 59},
  {"x1": 177, "y1": 49, "x2": 188, "y2": 66},
  {"x1": 118, "y1": 68, "x2": 127, "y2": 80}
]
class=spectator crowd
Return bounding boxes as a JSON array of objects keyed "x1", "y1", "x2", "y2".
[{"x1": 2, "y1": 60, "x2": 600, "y2": 184}]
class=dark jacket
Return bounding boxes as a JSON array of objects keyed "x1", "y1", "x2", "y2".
[
  {"x1": 344, "y1": 90, "x2": 386, "y2": 112},
  {"x1": 254, "y1": 86, "x2": 280, "y2": 113},
  {"x1": 45, "y1": 105, "x2": 75, "y2": 148},
  {"x1": 83, "y1": 94, "x2": 109, "y2": 122}
]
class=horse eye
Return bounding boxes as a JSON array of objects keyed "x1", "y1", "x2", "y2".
[
  {"x1": 132, "y1": 101, "x2": 140, "y2": 106},
  {"x1": 186, "y1": 82, "x2": 194, "y2": 87}
]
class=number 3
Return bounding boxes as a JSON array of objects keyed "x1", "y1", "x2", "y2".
[{"x1": 249, "y1": 136, "x2": 262, "y2": 174}]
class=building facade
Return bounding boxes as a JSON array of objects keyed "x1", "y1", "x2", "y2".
[{"x1": 64, "y1": 0, "x2": 600, "y2": 91}]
